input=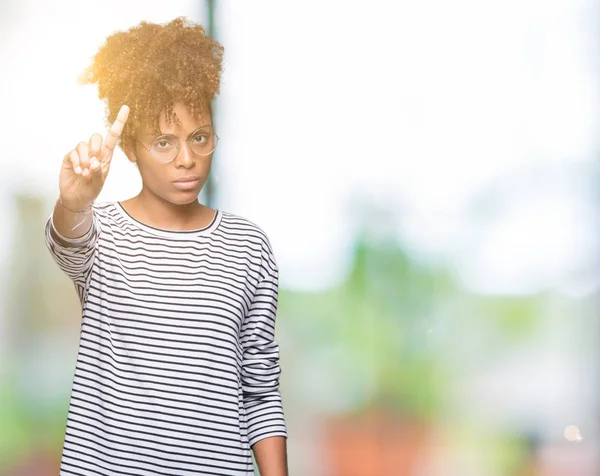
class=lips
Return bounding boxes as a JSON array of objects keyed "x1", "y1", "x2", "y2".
[
  {"x1": 173, "y1": 176, "x2": 201, "y2": 191},
  {"x1": 173, "y1": 176, "x2": 200, "y2": 183}
]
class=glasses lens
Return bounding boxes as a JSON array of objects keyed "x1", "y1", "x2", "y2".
[
  {"x1": 190, "y1": 130, "x2": 218, "y2": 156},
  {"x1": 151, "y1": 136, "x2": 179, "y2": 163}
]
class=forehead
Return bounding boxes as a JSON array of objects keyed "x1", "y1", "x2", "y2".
[
  {"x1": 160, "y1": 103, "x2": 212, "y2": 128},
  {"x1": 141, "y1": 103, "x2": 213, "y2": 137}
]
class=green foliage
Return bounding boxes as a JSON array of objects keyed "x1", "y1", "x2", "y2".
[
  {"x1": 0, "y1": 381, "x2": 31, "y2": 468},
  {"x1": 473, "y1": 297, "x2": 542, "y2": 341},
  {"x1": 280, "y1": 227, "x2": 544, "y2": 420},
  {"x1": 0, "y1": 364, "x2": 69, "y2": 471},
  {"x1": 280, "y1": 234, "x2": 454, "y2": 419}
]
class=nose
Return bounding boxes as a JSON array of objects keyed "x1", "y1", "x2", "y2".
[{"x1": 174, "y1": 141, "x2": 195, "y2": 169}]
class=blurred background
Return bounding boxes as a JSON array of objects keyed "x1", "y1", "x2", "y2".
[{"x1": 1, "y1": 1, "x2": 599, "y2": 475}]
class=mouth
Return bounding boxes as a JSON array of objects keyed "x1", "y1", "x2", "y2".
[{"x1": 173, "y1": 176, "x2": 201, "y2": 191}]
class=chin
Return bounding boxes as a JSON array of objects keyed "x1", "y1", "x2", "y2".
[{"x1": 169, "y1": 193, "x2": 202, "y2": 206}]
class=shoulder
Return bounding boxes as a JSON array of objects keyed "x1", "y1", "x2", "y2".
[
  {"x1": 92, "y1": 201, "x2": 117, "y2": 213},
  {"x1": 89, "y1": 201, "x2": 125, "y2": 230},
  {"x1": 220, "y1": 211, "x2": 279, "y2": 278},
  {"x1": 219, "y1": 210, "x2": 275, "y2": 253},
  {"x1": 91, "y1": 201, "x2": 119, "y2": 219}
]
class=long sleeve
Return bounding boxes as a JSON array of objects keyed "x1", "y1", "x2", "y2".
[
  {"x1": 241, "y1": 240, "x2": 288, "y2": 447},
  {"x1": 44, "y1": 211, "x2": 100, "y2": 302}
]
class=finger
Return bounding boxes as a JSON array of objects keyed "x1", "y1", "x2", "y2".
[
  {"x1": 90, "y1": 157, "x2": 104, "y2": 187},
  {"x1": 67, "y1": 149, "x2": 82, "y2": 175},
  {"x1": 100, "y1": 153, "x2": 112, "y2": 182},
  {"x1": 89, "y1": 134, "x2": 102, "y2": 175},
  {"x1": 77, "y1": 142, "x2": 91, "y2": 177},
  {"x1": 102, "y1": 105, "x2": 130, "y2": 159},
  {"x1": 89, "y1": 133, "x2": 103, "y2": 158},
  {"x1": 90, "y1": 155, "x2": 102, "y2": 176}
]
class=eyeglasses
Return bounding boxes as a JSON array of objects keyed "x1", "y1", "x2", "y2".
[{"x1": 135, "y1": 126, "x2": 219, "y2": 164}]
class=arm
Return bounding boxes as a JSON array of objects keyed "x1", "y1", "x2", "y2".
[
  {"x1": 45, "y1": 104, "x2": 129, "y2": 300},
  {"x1": 45, "y1": 203, "x2": 99, "y2": 301},
  {"x1": 241, "y1": 240, "x2": 288, "y2": 475},
  {"x1": 52, "y1": 195, "x2": 94, "y2": 239},
  {"x1": 253, "y1": 436, "x2": 288, "y2": 476}
]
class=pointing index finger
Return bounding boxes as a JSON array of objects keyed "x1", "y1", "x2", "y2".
[{"x1": 102, "y1": 105, "x2": 130, "y2": 156}]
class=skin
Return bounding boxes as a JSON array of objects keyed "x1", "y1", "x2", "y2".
[
  {"x1": 253, "y1": 436, "x2": 289, "y2": 476},
  {"x1": 54, "y1": 103, "x2": 289, "y2": 475},
  {"x1": 121, "y1": 102, "x2": 217, "y2": 231},
  {"x1": 53, "y1": 104, "x2": 130, "y2": 238}
]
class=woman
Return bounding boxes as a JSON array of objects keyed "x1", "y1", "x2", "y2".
[{"x1": 45, "y1": 17, "x2": 288, "y2": 476}]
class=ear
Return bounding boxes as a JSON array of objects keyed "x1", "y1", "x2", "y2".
[{"x1": 124, "y1": 145, "x2": 138, "y2": 163}]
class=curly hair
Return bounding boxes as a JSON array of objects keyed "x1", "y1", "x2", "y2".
[{"x1": 81, "y1": 17, "x2": 224, "y2": 150}]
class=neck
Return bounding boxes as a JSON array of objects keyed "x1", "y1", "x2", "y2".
[{"x1": 125, "y1": 187, "x2": 210, "y2": 231}]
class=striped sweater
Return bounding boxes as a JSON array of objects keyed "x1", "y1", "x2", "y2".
[{"x1": 45, "y1": 202, "x2": 287, "y2": 476}]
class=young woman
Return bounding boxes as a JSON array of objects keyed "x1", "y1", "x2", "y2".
[{"x1": 45, "y1": 17, "x2": 288, "y2": 476}]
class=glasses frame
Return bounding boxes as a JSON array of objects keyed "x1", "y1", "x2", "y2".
[{"x1": 135, "y1": 126, "x2": 219, "y2": 164}]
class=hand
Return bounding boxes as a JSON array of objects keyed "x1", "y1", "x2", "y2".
[{"x1": 59, "y1": 105, "x2": 130, "y2": 211}]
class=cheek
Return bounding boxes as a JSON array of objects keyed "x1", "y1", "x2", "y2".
[
  {"x1": 137, "y1": 156, "x2": 213, "y2": 182},
  {"x1": 204, "y1": 159, "x2": 213, "y2": 175},
  {"x1": 137, "y1": 160, "x2": 168, "y2": 185}
]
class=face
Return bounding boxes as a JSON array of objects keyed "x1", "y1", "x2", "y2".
[{"x1": 126, "y1": 103, "x2": 215, "y2": 206}]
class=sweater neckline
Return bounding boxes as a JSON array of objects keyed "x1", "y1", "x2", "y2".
[{"x1": 113, "y1": 201, "x2": 222, "y2": 239}]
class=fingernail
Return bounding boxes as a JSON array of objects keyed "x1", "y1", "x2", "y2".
[{"x1": 75, "y1": 166, "x2": 82, "y2": 174}]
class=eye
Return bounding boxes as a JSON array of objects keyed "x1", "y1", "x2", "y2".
[
  {"x1": 192, "y1": 134, "x2": 208, "y2": 145},
  {"x1": 153, "y1": 137, "x2": 176, "y2": 150}
]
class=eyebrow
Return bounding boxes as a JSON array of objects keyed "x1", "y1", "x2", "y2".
[{"x1": 148, "y1": 125, "x2": 213, "y2": 140}]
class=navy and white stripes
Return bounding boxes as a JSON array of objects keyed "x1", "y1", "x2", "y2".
[{"x1": 45, "y1": 202, "x2": 287, "y2": 476}]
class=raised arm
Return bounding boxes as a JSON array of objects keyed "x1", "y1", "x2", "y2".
[
  {"x1": 46, "y1": 105, "x2": 129, "y2": 299},
  {"x1": 53, "y1": 104, "x2": 129, "y2": 237}
]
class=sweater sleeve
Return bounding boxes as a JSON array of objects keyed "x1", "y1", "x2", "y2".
[
  {"x1": 44, "y1": 211, "x2": 100, "y2": 302},
  {"x1": 240, "y1": 240, "x2": 288, "y2": 447}
]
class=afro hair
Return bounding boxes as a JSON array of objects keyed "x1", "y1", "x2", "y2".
[{"x1": 81, "y1": 17, "x2": 224, "y2": 150}]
